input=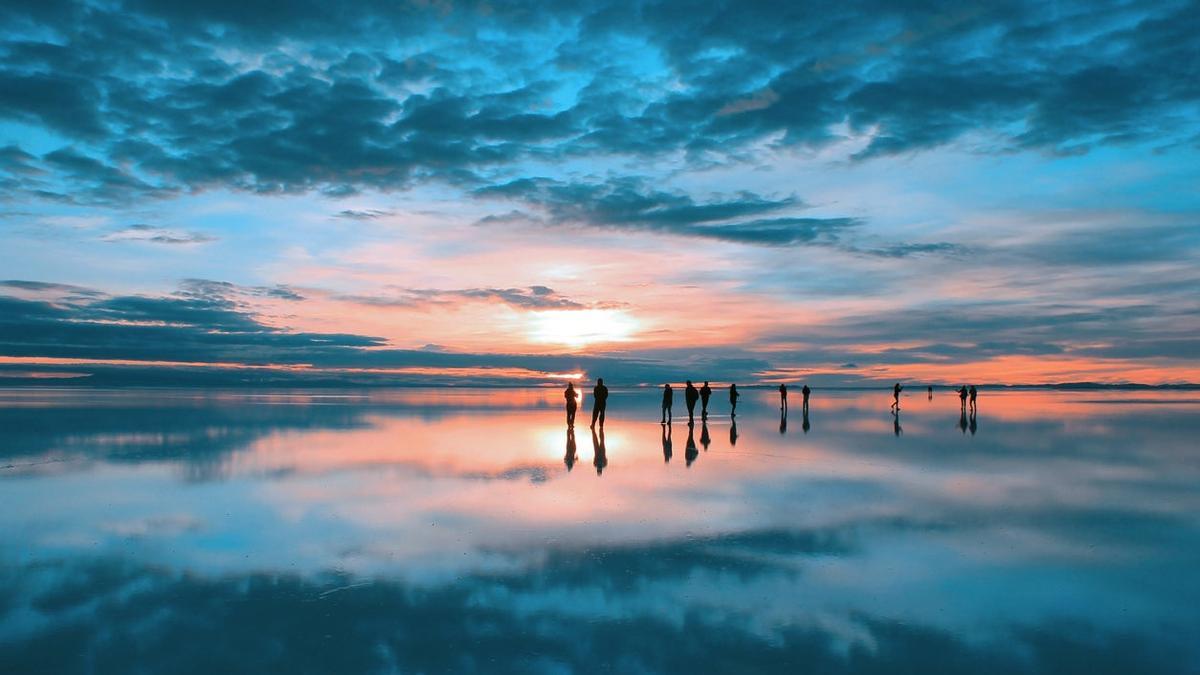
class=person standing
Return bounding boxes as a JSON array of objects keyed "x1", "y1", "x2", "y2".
[
  {"x1": 728, "y1": 383, "x2": 740, "y2": 417},
  {"x1": 969, "y1": 385, "x2": 978, "y2": 412},
  {"x1": 779, "y1": 383, "x2": 788, "y2": 411},
  {"x1": 590, "y1": 378, "x2": 609, "y2": 428},
  {"x1": 927, "y1": 385, "x2": 933, "y2": 400},
  {"x1": 564, "y1": 382, "x2": 578, "y2": 426},
  {"x1": 661, "y1": 383, "x2": 674, "y2": 424},
  {"x1": 957, "y1": 385, "x2": 968, "y2": 410},
  {"x1": 801, "y1": 384, "x2": 811, "y2": 412},
  {"x1": 891, "y1": 382, "x2": 903, "y2": 411},
  {"x1": 684, "y1": 380, "x2": 699, "y2": 424},
  {"x1": 699, "y1": 381, "x2": 712, "y2": 419}
]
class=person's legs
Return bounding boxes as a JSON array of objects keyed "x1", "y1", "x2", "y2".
[
  {"x1": 591, "y1": 406, "x2": 599, "y2": 427},
  {"x1": 598, "y1": 406, "x2": 606, "y2": 426}
]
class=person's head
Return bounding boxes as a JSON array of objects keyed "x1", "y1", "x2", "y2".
[
  {"x1": 567, "y1": 382, "x2": 574, "y2": 389},
  {"x1": 686, "y1": 380, "x2": 692, "y2": 386},
  {"x1": 597, "y1": 378, "x2": 604, "y2": 385}
]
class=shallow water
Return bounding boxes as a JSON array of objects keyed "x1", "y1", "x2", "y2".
[{"x1": 1, "y1": 387, "x2": 1198, "y2": 674}]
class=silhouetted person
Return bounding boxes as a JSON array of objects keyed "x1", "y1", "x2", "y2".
[
  {"x1": 564, "y1": 427, "x2": 577, "y2": 471},
  {"x1": 661, "y1": 383, "x2": 673, "y2": 424},
  {"x1": 591, "y1": 426, "x2": 607, "y2": 475},
  {"x1": 958, "y1": 407, "x2": 968, "y2": 434},
  {"x1": 700, "y1": 381, "x2": 712, "y2": 419},
  {"x1": 779, "y1": 383, "x2": 788, "y2": 410},
  {"x1": 893, "y1": 409, "x2": 903, "y2": 436},
  {"x1": 684, "y1": 380, "x2": 699, "y2": 423},
  {"x1": 969, "y1": 385, "x2": 978, "y2": 412},
  {"x1": 957, "y1": 385, "x2": 968, "y2": 411},
  {"x1": 662, "y1": 422, "x2": 673, "y2": 463},
  {"x1": 891, "y1": 382, "x2": 903, "y2": 411},
  {"x1": 729, "y1": 383, "x2": 740, "y2": 417},
  {"x1": 779, "y1": 407, "x2": 787, "y2": 434},
  {"x1": 802, "y1": 408, "x2": 810, "y2": 434},
  {"x1": 729, "y1": 418, "x2": 738, "y2": 446},
  {"x1": 564, "y1": 382, "x2": 578, "y2": 426},
  {"x1": 685, "y1": 423, "x2": 698, "y2": 467},
  {"x1": 927, "y1": 385, "x2": 933, "y2": 400},
  {"x1": 969, "y1": 408, "x2": 977, "y2": 436},
  {"x1": 590, "y1": 378, "x2": 608, "y2": 428},
  {"x1": 801, "y1": 384, "x2": 811, "y2": 412},
  {"x1": 700, "y1": 420, "x2": 710, "y2": 450}
]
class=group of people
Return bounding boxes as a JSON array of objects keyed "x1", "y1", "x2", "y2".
[
  {"x1": 562, "y1": 379, "x2": 979, "y2": 429},
  {"x1": 563, "y1": 379, "x2": 818, "y2": 429},
  {"x1": 561, "y1": 380, "x2": 982, "y2": 472},
  {"x1": 563, "y1": 378, "x2": 608, "y2": 429},
  {"x1": 955, "y1": 384, "x2": 979, "y2": 412},
  {"x1": 659, "y1": 380, "x2": 750, "y2": 424}
]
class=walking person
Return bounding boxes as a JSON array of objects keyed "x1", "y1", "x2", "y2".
[
  {"x1": 590, "y1": 378, "x2": 609, "y2": 428},
  {"x1": 661, "y1": 383, "x2": 674, "y2": 424},
  {"x1": 729, "y1": 383, "x2": 740, "y2": 417},
  {"x1": 564, "y1": 382, "x2": 578, "y2": 426},
  {"x1": 891, "y1": 382, "x2": 903, "y2": 411},
  {"x1": 684, "y1": 380, "x2": 699, "y2": 424},
  {"x1": 699, "y1": 381, "x2": 712, "y2": 419}
]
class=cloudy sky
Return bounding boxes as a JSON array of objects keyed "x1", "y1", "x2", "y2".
[{"x1": 1, "y1": 0, "x2": 1198, "y2": 386}]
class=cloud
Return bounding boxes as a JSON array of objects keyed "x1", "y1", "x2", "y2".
[
  {"x1": 475, "y1": 176, "x2": 859, "y2": 246},
  {"x1": 333, "y1": 209, "x2": 393, "y2": 220},
  {"x1": 0, "y1": 1, "x2": 1195, "y2": 202},
  {"x1": 0, "y1": 279, "x2": 103, "y2": 296},
  {"x1": 101, "y1": 224, "x2": 216, "y2": 245},
  {"x1": 339, "y1": 285, "x2": 597, "y2": 310}
]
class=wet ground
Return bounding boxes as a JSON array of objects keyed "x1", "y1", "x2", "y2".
[{"x1": 1, "y1": 386, "x2": 1197, "y2": 674}]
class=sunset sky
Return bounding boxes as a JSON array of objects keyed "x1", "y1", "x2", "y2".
[{"x1": 1, "y1": 0, "x2": 1198, "y2": 386}]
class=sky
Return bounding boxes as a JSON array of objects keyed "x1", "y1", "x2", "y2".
[{"x1": 1, "y1": 0, "x2": 1198, "y2": 386}]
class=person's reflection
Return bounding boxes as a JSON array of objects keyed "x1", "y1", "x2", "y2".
[
  {"x1": 564, "y1": 427, "x2": 577, "y2": 471},
  {"x1": 779, "y1": 408, "x2": 787, "y2": 434},
  {"x1": 802, "y1": 408, "x2": 810, "y2": 434},
  {"x1": 969, "y1": 409, "x2": 977, "y2": 436},
  {"x1": 685, "y1": 423, "x2": 698, "y2": 467},
  {"x1": 729, "y1": 418, "x2": 738, "y2": 446},
  {"x1": 591, "y1": 426, "x2": 607, "y2": 475},
  {"x1": 893, "y1": 409, "x2": 903, "y2": 436},
  {"x1": 661, "y1": 422, "x2": 673, "y2": 463},
  {"x1": 700, "y1": 420, "x2": 710, "y2": 451},
  {"x1": 958, "y1": 407, "x2": 968, "y2": 434}
]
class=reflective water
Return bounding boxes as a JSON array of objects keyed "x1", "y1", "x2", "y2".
[{"x1": 1, "y1": 387, "x2": 1198, "y2": 674}]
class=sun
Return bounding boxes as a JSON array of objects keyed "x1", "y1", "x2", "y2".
[{"x1": 528, "y1": 309, "x2": 639, "y2": 348}]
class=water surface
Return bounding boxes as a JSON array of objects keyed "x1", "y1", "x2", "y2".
[{"x1": 1, "y1": 387, "x2": 1198, "y2": 673}]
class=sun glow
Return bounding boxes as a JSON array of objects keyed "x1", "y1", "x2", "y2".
[{"x1": 528, "y1": 309, "x2": 640, "y2": 348}]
